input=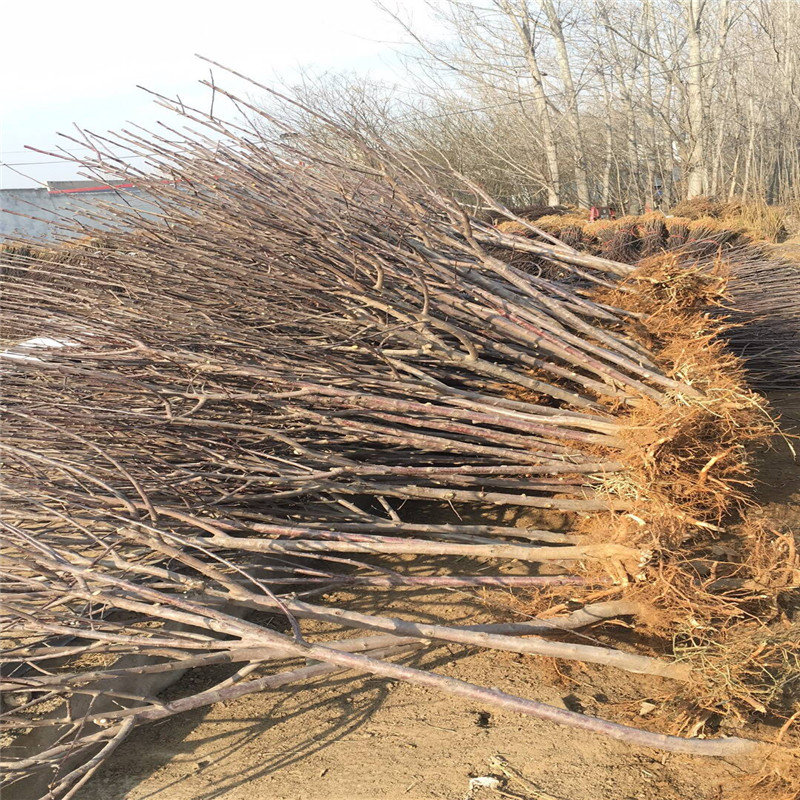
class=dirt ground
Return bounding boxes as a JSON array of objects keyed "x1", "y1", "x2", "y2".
[
  {"x1": 81, "y1": 647, "x2": 751, "y2": 800},
  {"x1": 75, "y1": 395, "x2": 800, "y2": 800}
]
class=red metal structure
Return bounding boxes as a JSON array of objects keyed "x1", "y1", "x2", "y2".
[{"x1": 588, "y1": 205, "x2": 616, "y2": 222}]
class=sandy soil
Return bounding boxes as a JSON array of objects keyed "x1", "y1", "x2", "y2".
[
  {"x1": 81, "y1": 646, "x2": 749, "y2": 800},
  {"x1": 69, "y1": 396, "x2": 800, "y2": 800}
]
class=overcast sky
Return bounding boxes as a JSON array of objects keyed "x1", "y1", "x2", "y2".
[{"x1": 0, "y1": 0, "x2": 438, "y2": 188}]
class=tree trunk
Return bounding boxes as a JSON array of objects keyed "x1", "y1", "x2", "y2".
[
  {"x1": 541, "y1": 0, "x2": 590, "y2": 207},
  {"x1": 683, "y1": 0, "x2": 707, "y2": 198},
  {"x1": 600, "y1": 72, "x2": 615, "y2": 206},
  {"x1": 499, "y1": 0, "x2": 561, "y2": 204}
]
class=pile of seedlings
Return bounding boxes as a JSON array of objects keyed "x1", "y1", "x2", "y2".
[
  {"x1": 1, "y1": 70, "x2": 797, "y2": 799},
  {"x1": 499, "y1": 210, "x2": 800, "y2": 390}
]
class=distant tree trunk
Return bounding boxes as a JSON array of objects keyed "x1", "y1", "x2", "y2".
[
  {"x1": 709, "y1": 85, "x2": 732, "y2": 198},
  {"x1": 624, "y1": 91, "x2": 643, "y2": 213},
  {"x1": 641, "y1": 1, "x2": 658, "y2": 209},
  {"x1": 541, "y1": 0, "x2": 590, "y2": 207},
  {"x1": 498, "y1": 0, "x2": 561, "y2": 204},
  {"x1": 376, "y1": 0, "x2": 797, "y2": 208},
  {"x1": 727, "y1": 149, "x2": 740, "y2": 199},
  {"x1": 600, "y1": 72, "x2": 615, "y2": 206},
  {"x1": 742, "y1": 98, "x2": 758, "y2": 200},
  {"x1": 684, "y1": 0, "x2": 708, "y2": 198}
]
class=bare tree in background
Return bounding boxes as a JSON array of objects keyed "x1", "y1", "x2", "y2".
[
  {"x1": 287, "y1": 1, "x2": 800, "y2": 209},
  {"x1": 539, "y1": 0, "x2": 590, "y2": 206}
]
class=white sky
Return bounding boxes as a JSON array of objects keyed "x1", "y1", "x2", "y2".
[{"x1": 0, "y1": 0, "x2": 439, "y2": 188}]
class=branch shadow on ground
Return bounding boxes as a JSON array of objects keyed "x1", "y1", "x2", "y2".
[{"x1": 87, "y1": 639, "x2": 462, "y2": 800}]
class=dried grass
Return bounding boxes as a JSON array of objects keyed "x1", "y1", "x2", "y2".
[
  {"x1": 670, "y1": 197, "x2": 728, "y2": 220},
  {"x1": 668, "y1": 197, "x2": 788, "y2": 242},
  {"x1": 729, "y1": 202, "x2": 788, "y2": 242},
  {"x1": 534, "y1": 212, "x2": 586, "y2": 232}
]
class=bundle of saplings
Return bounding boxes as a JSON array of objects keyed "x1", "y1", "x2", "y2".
[
  {"x1": 498, "y1": 211, "x2": 799, "y2": 389},
  {"x1": 2, "y1": 69, "x2": 796, "y2": 800}
]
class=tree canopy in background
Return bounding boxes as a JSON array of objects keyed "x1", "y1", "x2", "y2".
[{"x1": 294, "y1": 0, "x2": 800, "y2": 211}]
